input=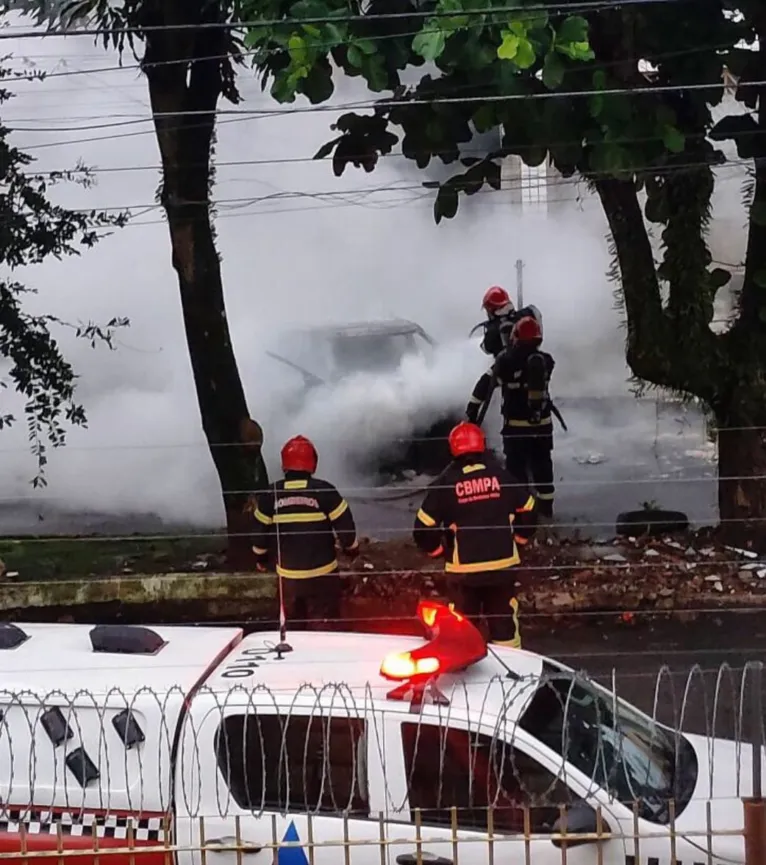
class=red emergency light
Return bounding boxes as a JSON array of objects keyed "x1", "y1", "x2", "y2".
[{"x1": 380, "y1": 601, "x2": 487, "y2": 685}]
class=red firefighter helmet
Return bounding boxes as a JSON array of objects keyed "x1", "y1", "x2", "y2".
[
  {"x1": 281, "y1": 435, "x2": 318, "y2": 473},
  {"x1": 513, "y1": 315, "x2": 542, "y2": 343},
  {"x1": 482, "y1": 285, "x2": 514, "y2": 315},
  {"x1": 448, "y1": 422, "x2": 486, "y2": 458}
]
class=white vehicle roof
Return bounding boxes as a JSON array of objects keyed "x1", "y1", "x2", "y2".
[
  {"x1": 0, "y1": 622, "x2": 243, "y2": 698},
  {"x1": 205, "y1": 630, "x2": 547, "y2": 721}
]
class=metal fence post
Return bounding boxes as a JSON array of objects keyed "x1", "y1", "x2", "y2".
[{"x1": 745, "y1": 661, "x2": 766, "y2": 865}]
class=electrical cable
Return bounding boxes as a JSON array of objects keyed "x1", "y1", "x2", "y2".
[
  {"x1": 8, "y1": 75, "x2": 765, "y2": 126},
  {"x1": 0, "y1": 0, "x2": 709, "y2": 41},
  {"x1": 14, "y1": 158, "x2": 743, "y2": 225}
]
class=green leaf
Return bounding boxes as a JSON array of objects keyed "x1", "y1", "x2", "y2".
[
  {"x1": 555, "y1": 15, "x2": 589, "y2": 45},
  {"x1": 508, "y1": 20, "x2": 527, "y2": 37},
  {"x1": 661, "y1": 124, "x2": 685, "y2": 153},
  {"x1": 347, "y1": 44, "x2": 363, "y2": 68},
  {"x1": 557, "y1": 40, "x2": 595, "y2": 61},
  {"x1": 271, "y1": 73, "x2": 298, "y2": 103},
  {"x1": 497, "y1": 32, "x2": 520, "y2": 61},
  {"x1": 302, "y1": 62, "x2": 334, "y2": 104},
  {"x1": 287, "y1": 34, "x2": 308, "y2": 64},
  {"x1": 360, "y1": 53, "x2": 389, "y2": 92},
  {"x1": 520, "y1": 11, "x2": 549, "y2": 31},
  {"x1": 413, "y1": 28, "x2": 447, "y2": 62},
  {"x1": 434, "y1": 184, "x2": 459, "y2": 223},
  {"x1": 542, "y1": 51, "x2": 565, "y2": 88},
  {"x1": 355, "y1": 38, "x2": 378, "y2": 55},
  {"x1": 514, "y1": 38, "x2": 536, "y2": 69}
]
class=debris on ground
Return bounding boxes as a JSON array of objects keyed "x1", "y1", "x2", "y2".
[
  {"x1": 3, "y1": 525, "x2": 766, "y2": 617},
  {"x1": 573, "y1": 453, "x2": 607, "y2": 465}
]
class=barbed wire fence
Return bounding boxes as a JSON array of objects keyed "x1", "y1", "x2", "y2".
[{"x1": 0, "y1": 663, "x2": 762, "y2": 817}]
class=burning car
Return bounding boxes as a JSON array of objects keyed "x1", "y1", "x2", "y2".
[{"x1": 263, "y1": 319, "x2": 460, "y2": 478}]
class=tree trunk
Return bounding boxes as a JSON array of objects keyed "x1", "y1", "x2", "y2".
[
  {"x1": 142, "y1": 0, "x2": 265, "y2": 568},
  {"x1": 717, "y1": 424, "x2": 766, "y2": 546}
]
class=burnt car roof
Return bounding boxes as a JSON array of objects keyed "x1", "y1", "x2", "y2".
[{"x1": 289, "y1": 318, "x2": 434, "y2": 340}]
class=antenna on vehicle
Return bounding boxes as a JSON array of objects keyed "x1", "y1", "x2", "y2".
[{"x1": 273, "y1": 491, "x2": 292, "y2": 658}]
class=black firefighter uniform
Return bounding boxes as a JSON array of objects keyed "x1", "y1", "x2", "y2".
[
  {"x1": 252, "y1": 472, "x2": 358, "y2": 630},
  {"x1": 413, "y1": 454, "x2": 537, "y2": 647},
  {"x1": 468, "y1": 344, "x2": 556, "y2": 515}
]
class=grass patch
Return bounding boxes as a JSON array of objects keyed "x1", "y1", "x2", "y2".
[{"x1": 0, "y1": 534, "x2": 225, "y2": 582}]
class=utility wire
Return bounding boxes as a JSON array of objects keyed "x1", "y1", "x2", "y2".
[
  {"x1": 9, "y1": 76, "x2": 763, "y2": 126},
  {"x1": 28, "y1": 158, "x2": 745, "y2": 220},
  {"x1": 5, "y1": 31, "x2": 743, "y2": 95},
  {"x1": 0, "y1": 0, "x2": 705, "y2": 40}
]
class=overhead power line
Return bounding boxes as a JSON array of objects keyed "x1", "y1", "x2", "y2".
[
  {"x1": 7, "y1": 76, "x2": 760, "y2": 135},
  {"x1": 0, "y1": 0, "x2": 698, "y2": 40},
  {"x1": 37, "y1": 158, "x2": 744, "y2": 228},
  {"x1": 8, "y1": 107, "x2": 759, "y2": 160}
]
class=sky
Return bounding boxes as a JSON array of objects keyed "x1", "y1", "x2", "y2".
[{"x1": 0, "y1": 16, "x2": 750, "y2": 527}]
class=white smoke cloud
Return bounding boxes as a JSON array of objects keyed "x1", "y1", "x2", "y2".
[{"x1": 0, "y1": 18, "x2": 730, "y2": 529}]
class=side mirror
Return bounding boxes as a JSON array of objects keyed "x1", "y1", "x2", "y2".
[{"x1": 551, "y1": 802, "x2": 610, "y2": 848}]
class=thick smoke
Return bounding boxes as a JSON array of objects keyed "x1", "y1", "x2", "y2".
[{"x1": 0, "y1": 23, "x2": 724, "y2": 530}]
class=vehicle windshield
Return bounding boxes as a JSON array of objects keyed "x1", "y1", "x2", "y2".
[
  {"x1": 517, "y1": 663, "x2": 698, "y2": 823},
  {"x1": 330, "y1": 332, "x2": 420, "y2": 374}
]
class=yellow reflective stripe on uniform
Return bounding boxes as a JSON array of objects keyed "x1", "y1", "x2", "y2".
[
  {"x1": 519, "y1": 494, "x2": 536, "y2": 512},
  {"x1": 252, "y1": 545, "x2": 268, "y2": 555},
  {"x1": 527, "y1": 390, "x2": 545, "y2": 399},
  {"x1": 445, "y1": 549, "x2": 520, "y2": 573},
  {"x1": 504, "y1": 382, "x2": 521, "y2": 389},
  {"x1": 273, "y1": 512, "x2": 327, "y2": 524},
  {"x1": 277, "y1": 560, "x2": 338, "y2": 579},
  {"x1": 468, "y1": 396, "x2": 482, "y2": 404},
  {"x1": 462, "y1": 464, "x2": 486, "y2": 474},
  {"x1": 537, "y1": 491, "x2": 555, "y2": 501},
  {"x1": 416, "y1": 508, "x2": 436, "y2": 527},
  {"x1": 328, "y1": 499, "x2": 349, "y2": 521},
  {"x1": 506, "y1": 417, "x2": 552, "y2": 427},
  {"x1": 254, "y1": 509, "x2": 273, "y2": 525},
  {"x1": 284, "y1": 479, "x2": 308, "y2": 490}
]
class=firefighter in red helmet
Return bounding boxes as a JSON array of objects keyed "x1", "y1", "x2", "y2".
[
  {"x1": 467, "y1": 315, "x2": 557, "y2": 517},
  {"x1": 413, "y1": 421, "x2": 537, "y2": 648},
  {"x1": 251, "y1": 435, "x2": 358, "y2": 631},
  {"x1": 478, "y1": 285, "x2": 544, "y2": 358}
]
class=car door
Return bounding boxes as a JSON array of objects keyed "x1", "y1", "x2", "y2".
[
  {"x1": 175, "y1": 697, "x2": 389, "y2": 865},
  {"x1": 379, "y1": 712, "x2": 628, "y2": 865}
]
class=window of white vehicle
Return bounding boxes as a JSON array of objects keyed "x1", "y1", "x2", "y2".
[
  {"x1": 517, "y1": 663, "x2": 698, "y2": 824},
  {"x1": 214, "y1": 713, "x2": 369, "y2": 815},
  {"x1": 400, "y1": 722, "x2": 573, "y2": 833}
]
